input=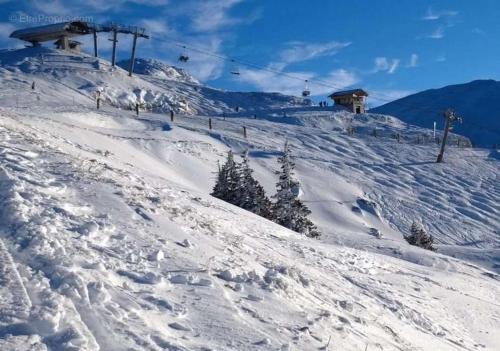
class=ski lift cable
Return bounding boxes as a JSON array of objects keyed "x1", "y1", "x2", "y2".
[
  {"x1": 153, "y1": 37, "x2": 359, "y2": 93},
  {"x1": 153, "y1": 36, "x2": 414, "y2": 103},
  {"x1": 152, "y1": 37, "x2": 422, "y2": 106},
  {"x1": 150, "y1": 37, "x2": 492, "y2": 121},
  {"x1": 150, "y1": 39, "x2": 499, "y2": 137},
  {"x1": 156, "y1": 36, "x2": 397, "y2": 99}
]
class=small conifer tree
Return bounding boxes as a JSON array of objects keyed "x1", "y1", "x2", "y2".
[
  {"x1": 238, "y1": 152, "x2": 274, "y2": 219},
  {"x1": 272, "y1": 141, "x2": 320, "y2": 238},
  {"x1": 211, "y1": 151, "x2": 241, "y2": 204},
  {"x1": 405, "y1": 222, "x2": 436, "y2": 251}
]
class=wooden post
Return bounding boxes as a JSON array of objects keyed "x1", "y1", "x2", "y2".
[
  {"x1": 31, "y1": 81, "x2": 35, "y2": 90},
  {"x1": 135, "y1": 103, "x2": 139, "y2": 116},
  {"x1": 170, "y1": 110, "x2": 174, "y2": 122},
  {"x1": 111, "y1": 28, "x2": 118, "y2": 67},
  {"x1": 96, "y1": 91, "x2": 101, "y2": 110},
  {"x1": 209, "y1": 118, "x2": 212, "y2": 130},
  {"x1": 243, "y1": 126, "x2": 247, "y2": 138},
  {"x1": 128, "y1": 31, "x2": 138, "y2": 77},
  {"x1": 93, "y1": 29, "x2": 98, "y2": 57}
]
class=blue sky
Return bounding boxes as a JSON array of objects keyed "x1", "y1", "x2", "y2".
[{"x1": 1, "y1": 0, "x2": 499, "y2": 106}]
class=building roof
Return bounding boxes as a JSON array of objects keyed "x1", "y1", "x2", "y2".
[
  {"x1": 329, "y1": 89, "x2": 368, "y2": 98},
  {"x1": 10, "y1": 21, "x2": 149, "y2": 44},
  {"x1": 10, "y1": 21, "x2": 93, "y2": 43}
]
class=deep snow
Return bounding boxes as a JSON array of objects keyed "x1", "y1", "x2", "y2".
[{"x1": 0, "y1": 47, "x2": 499, "y2": 351}]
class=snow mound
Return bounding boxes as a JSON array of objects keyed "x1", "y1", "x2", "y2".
[{"x1": 117, "y1": 58, "x2": 200, "y2": 85}]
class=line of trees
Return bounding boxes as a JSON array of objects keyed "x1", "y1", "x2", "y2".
[{"x1": 211, "y1": 142, "x2": 320, "y2": 238}]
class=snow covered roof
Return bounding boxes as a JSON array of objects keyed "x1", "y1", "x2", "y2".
[
  {"x1": 10, "y1": 21, "x2": 93, "y2": 43},
  {"x1": 329, "y1": 89, "x2": 368, "y2": 98}
]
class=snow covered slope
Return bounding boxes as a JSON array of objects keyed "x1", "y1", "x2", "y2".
[
  {"x1": 372, "y1": 80, "x2": 500, "y2": 147},
  {"x1": 0, "y1": 47, "x2": 309, "y2": 116},
  {"x1": 0, "y1": 48, "x2": 499, "y2": 350},
  {"x1": 117, "y1": 58, "x2": 201, "y2": 85}
]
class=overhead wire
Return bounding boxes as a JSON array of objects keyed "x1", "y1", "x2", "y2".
[{"x1": 149, "y1": 36, "x2": 500, "y2": 136}]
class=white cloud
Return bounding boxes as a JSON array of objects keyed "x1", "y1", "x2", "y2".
[
  {"x1": 326, "y1": 69, "x2": 359, "y2": 91},
  {"x1": 387, "y1": 59, "x2": 400, "y2": 74},
  {"x1": 0, "y1": 22, "x2": 16, "y2": 36},
  {"x1": 409, "y1": 53, "x2": 418, "y2": 67},
  {"x1": 230, "y1": 39, "x2": 353, "y2": 95},
  {"x1": 428, "y1": 27, "x2": 445, "y2": 39},
  {"x1": 436, "y1": 54, "x2": 446, "y2": 62},
  {"x1": 421, "y1": 7, "x2": 458, "y2": 21},
  {"x1": 472, "y1": 28, "x2": 486, "y2": 36},
  {"x1": 237, "y1": 67, "x2": 359, "y2": 96},
  {"x1": 419, "y1": 6, "x2": 459, "y2": 40},
  {"x1": 176, "y1": 0, "x2": 260, "y2": 33},
  {"x1": 138, "y1": 19, "x2": 172, "y2": 37},
  {"x1": 0, "y1": 21, "x2": 24, "y2": 48},
  {"x1": 279, "y1": 41, "x2": 351, "y2": 65},
  {"x1": 373, "y1": 57, "x2": 400, "y2": 74},
  {"x1": 29, "y1": 0, "x2": 169, "y2": 14}
]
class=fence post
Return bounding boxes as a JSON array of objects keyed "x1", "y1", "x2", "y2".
[
  {"x1": 209, "y1": 118, "x2": 212, "y2": 130},
  {"x1": 243, "y1": 126, "x2": 247, "y2": 138},
  {"x1": 135, "y1": 103, "x2": 139, "y2": 116},
  {"x1": 170, "y1": 110, "x2": 174, "y2": 122},
  {"x1": 96, "y1": 91, "x2": 101, "y2": 110}
]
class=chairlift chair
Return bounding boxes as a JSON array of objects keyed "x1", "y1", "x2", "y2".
[
  {"x1": 302, "y1": 80, "x2": 311, "y2": 97},
  {"x1": 178, "y1": 46, "x2": 189, "y2": 63},
  {"x1": 230, "y1": 59, "x2": 240, "y2": 75}
]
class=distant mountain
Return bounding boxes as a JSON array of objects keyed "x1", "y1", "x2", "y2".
[
  {"x1": 373, "y1": 80, "x2": 500, "y2": 147},
  {"x1": 117, "y1": 58, "x2": 200, "y2": 85}
]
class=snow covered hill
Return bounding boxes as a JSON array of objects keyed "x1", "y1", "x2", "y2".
[
  {"x1": 372, "y1": 80, "x2": 500, "y2": 147},
  {"x1": 0, "y1": 47, "x2": 309, "y2": 116},
  {"x1": 0, "y1": 48, "x2": 499, "y2": 350},
  {"x1": 117, "y1": 58, "x2": 201, "y2": 85}
]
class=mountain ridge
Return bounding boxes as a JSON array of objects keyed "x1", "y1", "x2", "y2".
[{"x1": 373, "y1": 79, "x2": 500, "y2": 147}]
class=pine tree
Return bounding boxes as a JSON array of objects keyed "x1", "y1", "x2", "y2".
[
  {"x1": 272, "y1": 141, "x2": 320, "y2": 238},
  {"x1": 405, "y1": 221, "x2": 436, "y2": 251},
  {"x1": 211, "y1": 160, "x2": 226, "y2": 199},
  {"x1": 238, "y1": 152, "x2": 273, "y2": 219},
  {"x1": 211, "y1": 151, "x2": 241, "y2": 204}
]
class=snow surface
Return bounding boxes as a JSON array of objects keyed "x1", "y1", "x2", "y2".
[
  {"x1": 0, "y1": 47, "x2": 499, "y2": 350},
  {"x1": 117, "y1": 58, "x2": 201, "y2": 85},
  {"x1": 0, "y1": 48, "x2": 309, "y2": 116},
  {"x1": 373, "y1": 79, "x2": 500, "y2": 147}
]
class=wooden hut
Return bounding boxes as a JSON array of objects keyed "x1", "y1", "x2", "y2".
[{"x1": 328, "y1": 89, "x2": 368, "y2": 113}]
